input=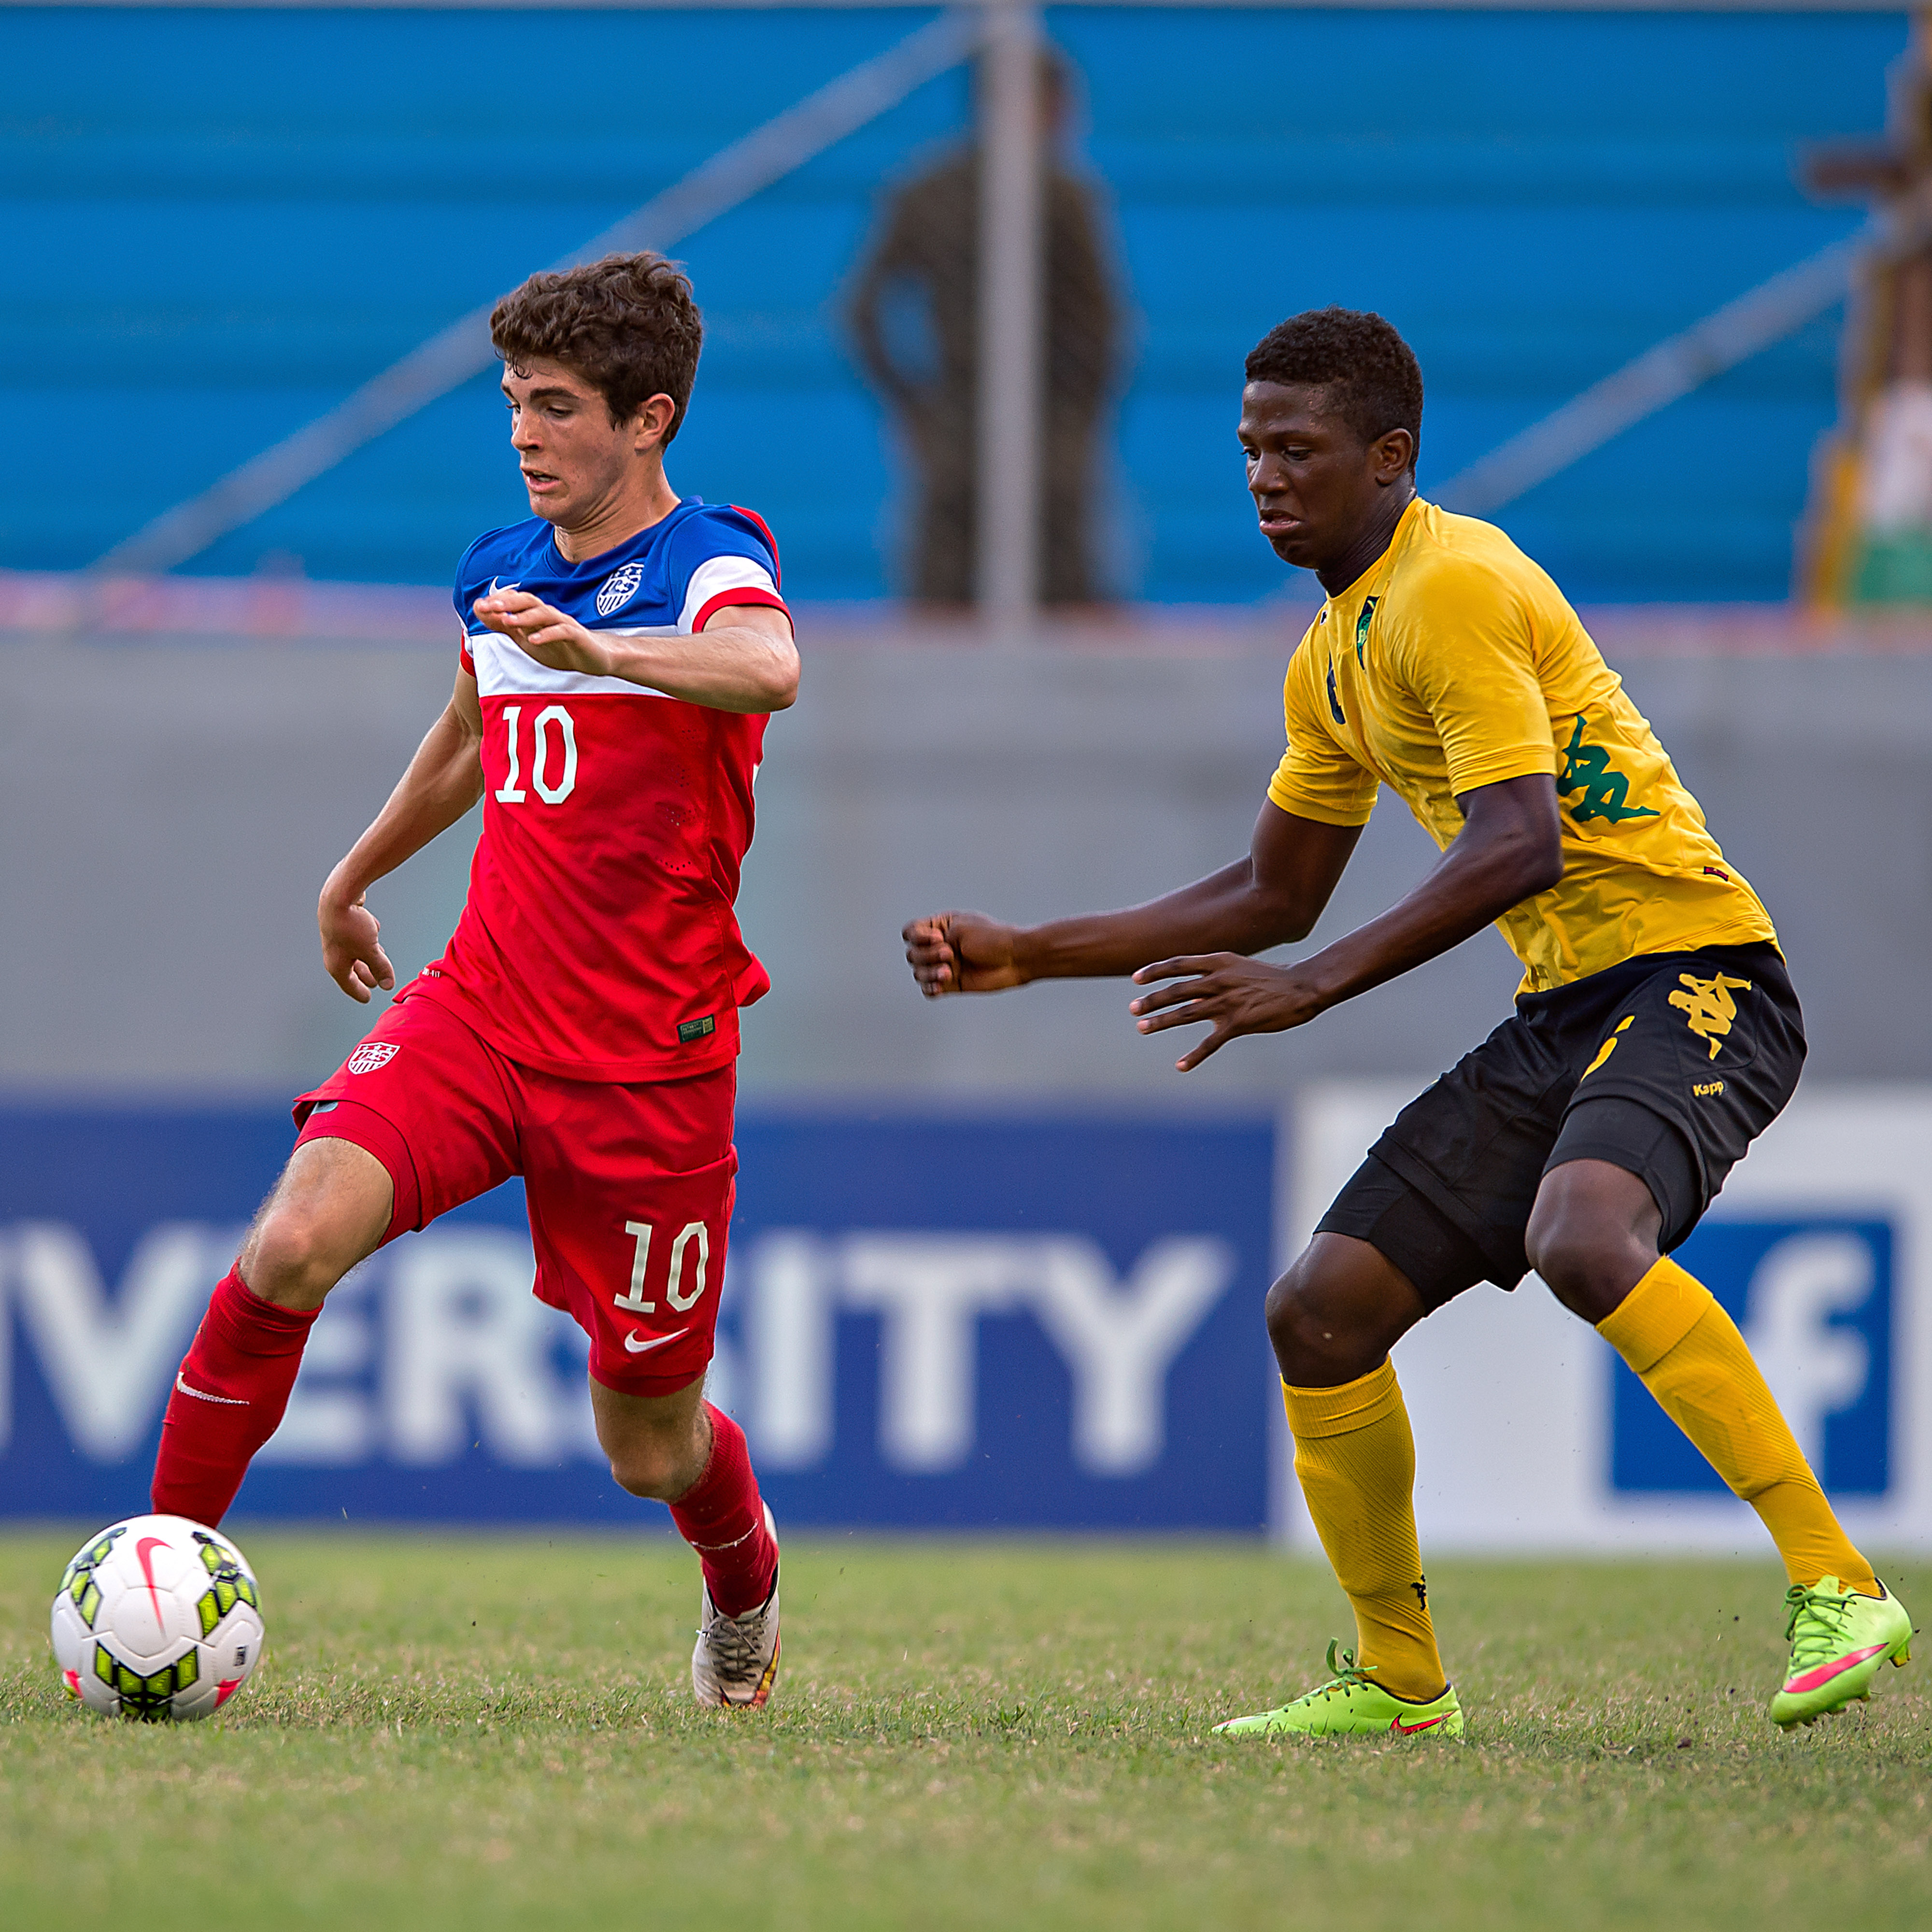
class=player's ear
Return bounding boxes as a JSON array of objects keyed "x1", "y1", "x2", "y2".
[
  {"x1": 632, "y1": 392, "x2": 678, "y2": 453},
  {"x1": 1372, "y1": 427, "x2": 1415, "y2": 484}
]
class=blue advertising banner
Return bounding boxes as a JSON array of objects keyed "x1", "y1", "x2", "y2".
[
  {"x1": 1612, "y1": 1216, "x2": 1894, "y2": 1499},
  {"x1": 0, "y1": 1108, "x2": 1277, "y2": 1531}
]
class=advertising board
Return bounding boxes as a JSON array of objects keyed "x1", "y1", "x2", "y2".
[
  {"x1": 0, "y1": 1109, "x2": 1277, "y2": 1531},
  {"x1": 1286, "y1": 1084, "x2": 1932, "y2": 1553}
]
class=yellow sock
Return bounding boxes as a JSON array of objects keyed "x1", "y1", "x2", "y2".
[
  {"x1": 1283, "y1": 1360, "x2": 1446, "y2": 1702},
  {"x1": 1598, "y1": 1256, "x2": 1879, "y2": 1596}
]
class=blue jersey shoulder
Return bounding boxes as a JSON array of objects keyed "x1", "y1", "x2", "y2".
[
  {"x1": 453, "y1": 502, "x2": 780, "y2": 634},
  {"x1": 452, "y1": 518, "x2": 553, "y2": 625},
  {"x1": 663, "y1": 502, "x2": 782, "y2": 593}
]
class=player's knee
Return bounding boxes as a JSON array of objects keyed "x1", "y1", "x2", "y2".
[
  {"x1": 1264, "y1": 1265, "x2": 1310, "y2": 1364},
  {"x1": 604, "y1": 1412, "x2": 709, "y2": 1502},
  {"x1": 241, "y1": 1139, "x2": 394, "y2": 1310},
  {"x1": 242, "y1": 1198, "x2": 354, "y2": 1310},
  {"x1": 1265, "y1": 1261, "x2": 1351, "y2": 1385},
  {"x1": 1525, "y1": 1207, "x2": 1644, "y2": 1323},
  {"x1": 606, "y1": 1434, "x2": 693, "y2": 1502}
]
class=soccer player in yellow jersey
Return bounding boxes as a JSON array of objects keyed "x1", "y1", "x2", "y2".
[{"x1": 904, "y1": 307, "x2": 1912, "y2": 1736}]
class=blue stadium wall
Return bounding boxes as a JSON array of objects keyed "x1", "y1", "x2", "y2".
[{"x1": 1, "y1": 5, "x2": 1899, "y2": 603}]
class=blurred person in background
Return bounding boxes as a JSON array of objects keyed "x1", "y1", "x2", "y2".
[
  {"x1": 1804, "y1": 13, "x2": 1932, "y2": 604},
  {"x1": 848, "y1": 45, "x2": 1120, "y2": 608}
]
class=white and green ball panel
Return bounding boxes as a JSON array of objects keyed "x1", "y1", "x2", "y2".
[{"x1": 50, "y1": 1514, "x2": 265, "y2": 1721}]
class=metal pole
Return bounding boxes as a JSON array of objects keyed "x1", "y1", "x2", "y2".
[{"x1": 977, "y1": 0, "x2": 1043, "y2": 637}]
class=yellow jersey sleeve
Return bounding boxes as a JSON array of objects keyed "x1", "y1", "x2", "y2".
[
  {"x1": 1393, "y1": 561, "x2": 1559, "y2": 799},
  {"x1": 1265, "y1": 641, "x2": 1380, "y2": 827}
]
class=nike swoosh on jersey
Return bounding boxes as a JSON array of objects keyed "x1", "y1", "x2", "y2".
[
  {"x1": 623, "y1": 1328, "x2": 688, "y2": 1355},
  {"x1": 175, "y1": 1372, "x2": 248, "y2": 1406}
]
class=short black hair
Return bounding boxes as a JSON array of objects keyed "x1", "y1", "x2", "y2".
[{"x1": 1244, "y1": 307, "x2": 1423, "y2": 462}]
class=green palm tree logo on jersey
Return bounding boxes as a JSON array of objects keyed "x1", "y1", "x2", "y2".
[{"x1": 1558, "y1": 715, "x2": 1658, "y2": 824}]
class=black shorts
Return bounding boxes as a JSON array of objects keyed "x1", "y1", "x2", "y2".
[{"x1": 1316, "y1": 942, "x2": 1805, "y2": 1310}]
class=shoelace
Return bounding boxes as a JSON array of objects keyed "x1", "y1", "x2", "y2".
[
  {"x1": 1782, "y1": 1583, "x2": 1854, "y2": 1671},
  {"x1": 699, "y1": 1604, "x2": 767, "y2": 1682},
  {"x1": 1308, "y1": 1638, "x2": 1380, "y2": 1701}
]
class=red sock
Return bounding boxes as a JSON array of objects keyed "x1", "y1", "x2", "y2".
[
  {"x1": 669, "y1": 1404, "x2": 778, "y2": 1616},
  {"x1": 151, "y1": 1267, "x2": 320, "y2": 1526}
]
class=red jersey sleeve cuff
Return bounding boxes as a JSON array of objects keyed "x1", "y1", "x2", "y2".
[
  {"x1": 459, "y1": 637, "x2": 476, "y2": 676},
  {"x1": 692, "y1": 587, "x2": 792, "y2": 635}
]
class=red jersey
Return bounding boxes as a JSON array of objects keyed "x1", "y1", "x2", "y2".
[{"x1": 406, "y1": 499, "x2": 788, "y2": 1082}]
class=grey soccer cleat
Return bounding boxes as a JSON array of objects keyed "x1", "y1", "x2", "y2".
[{"x1": 690, "y1": 1503, "x2": 780, "y2": 1708}]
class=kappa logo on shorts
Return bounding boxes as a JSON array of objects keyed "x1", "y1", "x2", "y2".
[
  {"x1": 596, "y1": 560, "x2": 646, "y2": 617},
  {"x1": 1669, "y1": 972, "x2": 1752, "y2": 1062},
  {"x1": 346, "y1": 1042, "x2": 400, "y2": 1076}
]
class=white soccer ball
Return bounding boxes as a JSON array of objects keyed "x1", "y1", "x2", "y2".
[{"x1": 50, "y1": 1514, "x2": 266, "y2": 1721}]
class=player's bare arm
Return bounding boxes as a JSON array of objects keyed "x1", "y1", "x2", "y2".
[
  {"x1": 317, "y1": 670, "x2": 485, "y2": 1003},
  {"x1": 903, "y1": 798, "x2": 1364, "y2": 996},
  {"x1": 472, "y1": 587, "x2": 798, "y2": 713},
  {"x1": 1130, "y1": 769, "x2": 1563, "y2": 1069}
]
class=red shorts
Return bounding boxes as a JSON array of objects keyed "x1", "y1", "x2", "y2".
[{"x1": 292, "y1": 989, "x2": 736, "y2": 1396}]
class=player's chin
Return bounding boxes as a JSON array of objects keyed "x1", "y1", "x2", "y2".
[{"x1": 1263, "y1": 528, "x2": 1318, "y2": 567}]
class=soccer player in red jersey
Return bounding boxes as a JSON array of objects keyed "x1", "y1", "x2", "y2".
[{"x1": 150, "y1": 254, "x2": 797, "y2": 1708}]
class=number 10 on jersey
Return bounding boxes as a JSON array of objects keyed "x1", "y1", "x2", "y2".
[{"x1": 495, "y1": 704, "x2": 578, "y2": 805}]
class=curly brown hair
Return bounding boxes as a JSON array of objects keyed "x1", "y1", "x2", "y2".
[{"x1": 490, "y1": 253, "x2": 705, "y2": 441}]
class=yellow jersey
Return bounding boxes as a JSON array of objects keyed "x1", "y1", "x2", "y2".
[{"x1": 1266, "y1": 497, "x2": 1776, "y2": 994}]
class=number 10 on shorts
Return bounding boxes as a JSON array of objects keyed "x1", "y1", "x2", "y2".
[{"x1": 615, "y1": 1218, "x2": 711, "y2": 1314}]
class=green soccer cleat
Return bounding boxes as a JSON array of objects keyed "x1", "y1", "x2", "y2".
[
  {"x1": 1771, "y1": 1576, "x2": 1914, "y2": 1731},
  {"x1": 1214, "y1": 1641, "x2": 1464, "y2": 1740}
]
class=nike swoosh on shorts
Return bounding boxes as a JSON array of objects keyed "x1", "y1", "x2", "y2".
[{"x1": 624, "y1": 1328, "x2": 688, "y2": 1355}]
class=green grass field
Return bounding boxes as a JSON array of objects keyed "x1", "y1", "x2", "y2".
[{"x1": 1, "y1": 1531, "x2": 1926, "y2": 1929}]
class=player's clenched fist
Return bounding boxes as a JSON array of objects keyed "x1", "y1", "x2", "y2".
[{"x1": 902, "y1": 911, "x2": 1027, "y2": 996}]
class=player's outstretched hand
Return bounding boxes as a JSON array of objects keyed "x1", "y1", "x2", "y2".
[
  {"x1": 1129, "y1": 954, "x2": 1323, "y2": 1072},
  {"x1": 319, "y1": 888, "x2": 397, "y2": 1005},
  {"x1": 473, "y1": 588, "x2": 611, "y2": 678},
  {"x1": 903, "y1": 911, "x2": 1026, "y2": 996}
]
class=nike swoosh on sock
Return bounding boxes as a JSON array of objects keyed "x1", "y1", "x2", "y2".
[{"x1": 175, "y1": 1373, "x2": 249, "y2": 1406}]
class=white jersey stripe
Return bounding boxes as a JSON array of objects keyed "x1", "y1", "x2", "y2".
[
  {"x1": 678, "y1": 555, "x2": 780, "y2": 634},
  {"x1": 468, "y1": 629, "x2": 678, "y2": 700}
]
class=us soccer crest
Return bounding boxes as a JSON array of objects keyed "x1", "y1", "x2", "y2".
[
  {"x1": 346, "y1": 1042, "x2": 399, "y2": 1076},
  {"x1": 596, "y1": 560, "x2": 645, "y2": 617}
]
